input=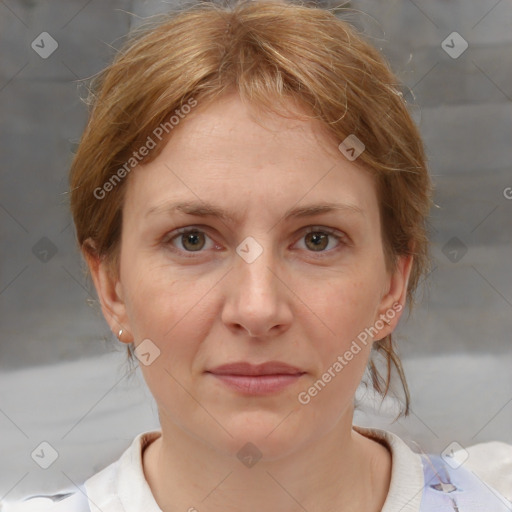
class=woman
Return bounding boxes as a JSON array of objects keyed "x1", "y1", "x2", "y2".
[{"x1": 8, "y1": 0, "x2": 512, "y2": 510}]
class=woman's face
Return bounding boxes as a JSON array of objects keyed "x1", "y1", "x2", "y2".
[{"x1": 94, "y1": 92, "x2": 411, "y2": 459}]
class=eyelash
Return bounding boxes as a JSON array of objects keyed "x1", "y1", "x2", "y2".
[{"x1": 162, "y1": 225, "x2": 350, "y2": 259}]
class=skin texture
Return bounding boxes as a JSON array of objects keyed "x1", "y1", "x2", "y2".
[{"x1": 86, "y1": 91, "x2": 413, "y2": 512}]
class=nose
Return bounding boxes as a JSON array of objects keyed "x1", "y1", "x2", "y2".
[{"x1": 221, "y1": 238, "x2": 292, "y2": 338}]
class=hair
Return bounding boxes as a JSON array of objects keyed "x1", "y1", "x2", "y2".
[{"x1": 69, "y1": 0, "x2": 433, "y2": 417}]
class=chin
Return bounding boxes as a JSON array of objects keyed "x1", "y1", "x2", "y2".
[{"x1": 205, "y1": 412, "x2": 309, "y2": 462}]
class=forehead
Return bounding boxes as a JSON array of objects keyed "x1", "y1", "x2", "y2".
[{"x1": 123, "y1": 92, "x2": 380, "y2": 225}]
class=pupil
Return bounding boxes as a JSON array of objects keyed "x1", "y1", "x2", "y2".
[
  {"x1": 308, "y1": 232, "x2": 327, "y2": 251},
  {"x1": 184, "y1": 231, "x2": 203, "y2": 250}
]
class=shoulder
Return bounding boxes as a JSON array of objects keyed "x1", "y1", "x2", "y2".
[
  {"x1": 0, "y1": 486, "x2": 90, "y2": 512},
  {"x1": 420, "y1": 445, "x2": 512, "y2": 511},
  {"x1": 456, "y1": 440, "x2": 512, "y2": 502},
  {"x1": 354, "y1": 425, "x2": 512, "y2": 511},
  {"x1": 2, "y1": 430, "x2": 162, "y2": 512}
]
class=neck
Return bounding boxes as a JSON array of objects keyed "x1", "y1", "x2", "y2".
[{"x1": 142, "y1": 412, "x2": 391, "y2": 512}]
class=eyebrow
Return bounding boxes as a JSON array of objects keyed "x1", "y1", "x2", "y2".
[{"x1": 145, "y1": 200, "x2": 364, "y2": 222}]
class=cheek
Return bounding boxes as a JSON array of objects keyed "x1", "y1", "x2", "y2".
[
  {"x1": 294, "y1": 281, "x2": 378, "y2": 412},
  {"x1": 122, "y1": 265, "x2": 213, "y2": 406},
  {"x1": 298, "y1": 273, "x2": 383, "y2": 387},
  {"x1": 308, "y1": 275, "x2": 382, "y2": 342},
  {"x1": 121, "y1": 256, "x2": 219, "y2": 366},
  {"x1": 121, "y1": 236, "x2": 190, "y2": 318}
]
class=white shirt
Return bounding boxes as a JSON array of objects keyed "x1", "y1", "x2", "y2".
[{"x1": 4, "y1": 426, "x2": 512, "y2": 512}]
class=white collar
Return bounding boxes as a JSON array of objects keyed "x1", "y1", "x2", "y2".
[
  {"x1": 85, "y1": 426, "x2": 424, "y2": 512},
  {"x1": 353, "y1": 425, "x2": 424, "y2": 512},
  {"x1": 85, "y1": 430, "x2": 163, "y2": 512}
]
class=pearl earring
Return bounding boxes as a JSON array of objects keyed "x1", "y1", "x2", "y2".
[{"x1": 118, "y1": 329, "x2": 123, "y2": 339}]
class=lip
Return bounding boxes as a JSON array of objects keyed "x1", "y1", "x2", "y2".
[
  {"x1": 207, "y1": 361, "x2": 305, "y2": 376},
  {"x1": 206, "y1": 361, "x2": 306, "y2": 395},
  {"x1": 209, "y1": 374, "x2": 304, "y2": 394}
]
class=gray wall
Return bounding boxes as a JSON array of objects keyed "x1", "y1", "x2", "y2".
[{"x1": 1, "y1": 0, "x2": 511, "y2": 368}]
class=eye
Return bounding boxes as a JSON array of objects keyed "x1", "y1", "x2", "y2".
[
  {"x1": 295, "y1": 226, "x2": 348, "y2": 254},
  {"x1": 163, "y1": 225, "x2": 349, "y2": 257},
  {"x1": 164, "y1": 227, "x2": 217, "y2": 254}
]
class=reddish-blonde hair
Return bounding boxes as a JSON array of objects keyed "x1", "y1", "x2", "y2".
[{"x1": 69, "y1": 0, "x2": 432, "y2": 416}]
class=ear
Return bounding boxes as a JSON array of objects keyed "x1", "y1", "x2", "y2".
[
  {"x1": 373, "y1": 253, "x2": 414, "y2": 340},
  {"x1": 82, "y1": 239, "x2": 133, "y2": 344}
]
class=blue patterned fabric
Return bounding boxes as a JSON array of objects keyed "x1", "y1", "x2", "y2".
[{"x1": 419, "y1": 454, "x2": 512, "y2": 511}]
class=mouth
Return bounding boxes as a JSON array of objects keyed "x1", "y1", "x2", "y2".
[
  {"x1": 205, "y1": 361, "x2": 306, "y2": 395},
  {"x1": 207, "y1": 360, "x2": 305, "y2": 376}
]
